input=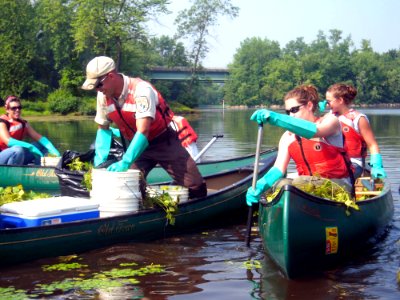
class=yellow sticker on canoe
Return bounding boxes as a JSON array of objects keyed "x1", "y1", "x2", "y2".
[{"x1": 325, "y1": 227, "x2": 338, "y2": 254}]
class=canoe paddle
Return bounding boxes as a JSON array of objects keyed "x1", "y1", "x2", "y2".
[
  {"x1": 194, "y1": 134, "x2": 224, "y2": 162},
  {"x1": 245, "y1": 123, "x2": 263, "y2": 247}
]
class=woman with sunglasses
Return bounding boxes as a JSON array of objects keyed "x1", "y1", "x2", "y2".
[
  {"x1": 0, "y1": 95, "x2": 60, "y2": 165},
  {"x1": 246, "y1": 85, "x2": 354, "y2": 206},
  {"x1": 326, "y1": 83, "x2": 386, "y2": 179}
]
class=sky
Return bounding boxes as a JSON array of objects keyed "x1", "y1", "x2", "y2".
[{"x1": 147, "y1": 0, "x2": 400, "y2": 68}]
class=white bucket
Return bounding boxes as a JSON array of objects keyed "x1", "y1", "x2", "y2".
[
  {"x1": 90, "y1": 168, "x2": 142, "y2": 216},
  {"x1": 41, "y1": 156, "x2": 61, "y2": 167},
  {"x1": 147, "y1": 185, "x2": 189, "y2": 203}
]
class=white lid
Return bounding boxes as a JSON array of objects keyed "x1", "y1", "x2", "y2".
[{"x1": 0, "y1": 197, "x2": 99, "y2": 217}]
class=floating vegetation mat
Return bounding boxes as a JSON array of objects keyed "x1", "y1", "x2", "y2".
[{"x1": 0, "y1": 255, "x2": 165, "y2": 299}]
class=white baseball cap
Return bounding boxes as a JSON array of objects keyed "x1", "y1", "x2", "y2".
[{"x1": 81, "y1": 56, "x2": 116, "y2": 90}]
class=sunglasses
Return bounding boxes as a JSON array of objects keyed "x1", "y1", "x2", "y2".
[
  {"x1": 9, "y1": 106, "x2": 22, "y2": 111},
  {"x1": 95, "y1": 74, "x2": 108, "y2": 89},
  {"x1": 285, "y1": 104, "x2": 304, "y2": 115}
]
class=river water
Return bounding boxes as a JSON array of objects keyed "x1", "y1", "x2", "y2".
[{"x1": 1, "y1": 108, "x2": 399, "y2": 299}]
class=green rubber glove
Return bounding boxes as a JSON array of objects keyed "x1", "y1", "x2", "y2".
[
  {"x1": 38, "y1": 136, "x2": 60, "y2": 156},
  {"x1": 107, "y1": 132, "x2": 149, "y2": 172},
  {"x1": 246, "y1": 167, "x2": 283, "y2": 206},
  {"x1": 110, "y1": 127, "x2": 121, "y2": 138},
  {"x1": 369, "y1": 153, "x2": 387, "y2": 179},
  {"x1": 250, "y1": 109, "x2": 317, "y2": 139},
  {"x1": 94, "y1": 129, "x2": 112, "y2": 167},
  {"x1": 8, "y1": 137, "x2": 43, "y2": 157},
  {"x1": 318, "y1": 99, "x2": 327, "y2": 113}
]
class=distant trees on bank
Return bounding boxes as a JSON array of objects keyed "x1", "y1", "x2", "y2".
[{"x1": 224, "y1": 30, "x2": 400, "y2": 106}]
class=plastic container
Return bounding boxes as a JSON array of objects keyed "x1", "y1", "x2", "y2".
[
  {"x1": 147, "y1": 185, "x2": 189, "y2": 203},
  {"x1": 0, "y1": 196, "x2": 99, "y2": 228},
  {"x1": 90, "y1": 168, "x2": 142, "y2": 217},
  {"x1": 41, "y1": 156, "x2": 61, "y2": 167}
]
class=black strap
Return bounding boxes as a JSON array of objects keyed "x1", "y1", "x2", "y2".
[
  {"x1": 295, "y1": 135, "x2": 313, "y2": 175},
  {"x1": 360, "y1": 141, "x2": 368, "y2": 176}
]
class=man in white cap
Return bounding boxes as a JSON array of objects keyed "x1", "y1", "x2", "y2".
[{"x1": 82, "y1": 56, "x2": 207, "y2": 198}]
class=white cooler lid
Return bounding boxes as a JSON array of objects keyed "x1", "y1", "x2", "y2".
[{"x1": 0, "y1": 197, "x2": 100, "y2": 217}]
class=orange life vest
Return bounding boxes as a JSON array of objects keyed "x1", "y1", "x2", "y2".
[
  {"x1": 288, "y1": 136, "x2": 352, "y2": 179},
  {"x1": 105, "y1": 77, "x2": 174, "y2": 141},
  {"x1": 337, "y1": 110, "x2": 367, "y2": 158},
  {"x1": 0, "y1": 114, "x2": 27, "y2": 150},
  {"x1": 172, "y1": 116, "x2": 198, "y2": 147}
]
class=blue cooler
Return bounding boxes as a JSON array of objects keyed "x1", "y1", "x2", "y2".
[{"x1": 0, "y1": 197, "x2": 100, "y2": 228}]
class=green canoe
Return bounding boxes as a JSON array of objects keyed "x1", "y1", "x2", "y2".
[
  {"x1": 0, "y1": 150, "x2": 277, "y2": 266},
  {"x1": 258, "y1": 180, "x2": 394, "y2": 279},
  {"x1": 0, "y1": 149, "x2": 277, "y2": 192}
]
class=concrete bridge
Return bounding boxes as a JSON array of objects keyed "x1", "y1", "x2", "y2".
[{"x1": 147, "y1": 66, "x2": 229, "y2": 83}]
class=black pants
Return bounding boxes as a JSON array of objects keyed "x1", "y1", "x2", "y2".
[{"x1": 133, "y1": 128, "x2": 207, "y2": 198}]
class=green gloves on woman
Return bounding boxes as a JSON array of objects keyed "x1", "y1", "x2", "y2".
[
  {"x1": 38, "y1": 136, "x2": 60, "y2": 156},
  {"x1": 250, "y1": 109, "x2": 317, "y2": 139},
  {"x1": 246, "y1": 166, "x2": 283, "y2": 206},
  {"x1": 370, "y1": 153, "x2": 387, "y2": 179},
  {"x1": 8, "y1": 138, "x2": 43, "y2": 157}
]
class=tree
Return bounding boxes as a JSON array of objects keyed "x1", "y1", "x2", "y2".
[
  {"x1": 149, "y1": 35, "x2": 189, "y2": 67},
  {"x1": 175, "y1": 0, "x2": 239, "y2": 94},
  {"x1": 224, "y1": 37, "x2": 281, "y2": 106},
  {"x1": 70, "y1": 0, "x2": 169, "y2": 69},
  {"x1": 0, "y1": 0, "x2": 36, "y2": 97}
]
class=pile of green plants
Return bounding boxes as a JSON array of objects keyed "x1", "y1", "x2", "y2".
[
  {"x1": 266, "y1": 176, "x2": 358, "y2": 211},
  {"x1": 0, "y1": 185, "x2": 51, "y2": 206},
  {"x1": 67, "y1": 157, "x2": 93, "y2": 190},
  {"x1": 144, "y1": 187, "x2": 178, "y2": 225}
]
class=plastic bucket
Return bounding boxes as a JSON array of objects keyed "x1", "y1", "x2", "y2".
[
  {"x1": 41, "y1": 156, "x2": 61, "y2": 167},
  {"x1": 147, "y1": 185, "x2": 189, "y2": 203},
  {"x1": 90, "y1": 168, "x2": 142, "y2": 215}
]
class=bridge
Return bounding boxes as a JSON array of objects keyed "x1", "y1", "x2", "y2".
[{"x1": 147, "y1": 66, "x2": 230, "y2": 83}]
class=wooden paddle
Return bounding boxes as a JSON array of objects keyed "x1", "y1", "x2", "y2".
[{"x1": 245, "y1": 123, "x2": 263, "y2": 247}]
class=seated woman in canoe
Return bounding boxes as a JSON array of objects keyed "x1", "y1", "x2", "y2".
[
  {"x1": 0, "y1": 95, "x2": 60, "y2": 165},
  {"x1": 246, "y1": 85, "x2": 354, "y2": 205},
  {"x1": 326, "y1": 83, "x2": 386, "y2": 179}
]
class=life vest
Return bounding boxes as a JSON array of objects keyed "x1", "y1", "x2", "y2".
[
  {"x1": 288, "y1": 136, "x2": 352, "y2": 179},
  {"x1": 337, "y1": 110, "x2": 367, "y2": 158},
  {"x1": 172, "y1": 116, "x2": 198, "y2": 148},
  {"x1": 0, "y1": 114, "x2": 27, "y2": 150},
  {"x1": 105, "y1": 77, "x2": 174, "y2": 141}
]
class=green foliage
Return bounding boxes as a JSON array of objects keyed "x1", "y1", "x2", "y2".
[
  {"x1": 5, "y1": 255, "x2": 165, "y2": 298},
  {"x1": 225, "y1": 29, "x2": 400, "y2": 106},
  {"x1": 67, "y1": 158, "x2": 93, "y2": 190},
  {"x1": 144, "y1": 187, "x2": 179, "y2": 225},
  {"x1": 78, "y1": 97, "x2": 97, "y2": 116},
  {"x1": 0, "y1": 185, "x2": 51, "y2": 206},
  {"x1": 48, "y1": 89, "x2": 79, "y2": 115},
  {"x1": 22, "y1": 100, "x2": 47, "y2": 113},
  {"x1": 0, "y1": 0, "x2": 36, "y2": 96},
  {"x1": 42, "y1": 262, "x2": 88, "y2": 272},
  {"x1": 266, "y1": 176, "x2": 359, "y2": 214}
]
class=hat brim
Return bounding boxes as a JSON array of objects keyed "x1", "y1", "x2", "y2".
[{"x1": 81, "y1": 78, "x2": 99, "y2": 90}]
